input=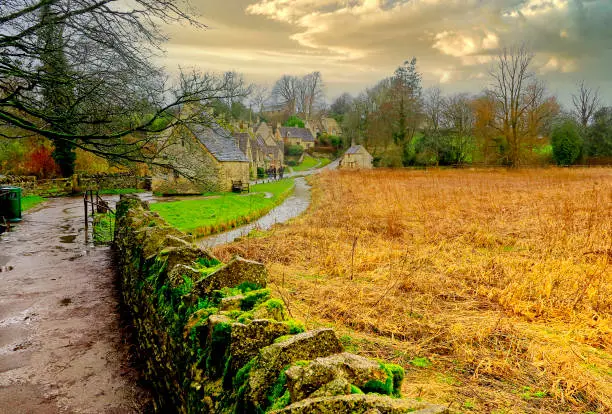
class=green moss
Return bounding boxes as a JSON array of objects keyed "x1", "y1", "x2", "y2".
[
  {"x1": 350, "y1": 384, "x2": 364, "y2": 394},
  {"x1": 196, "y1": 256, "x2": 222, "y2": 268},
  {"x1": 234, "y1": 358, "x2": 256, "y2": 389},
  {"x1": 268, "y1": 390, "x2": 290, "y2": 411},
  {"x1": 285, "y1": 319, "x2": 305, "y2": 334},
  {"x1": 409, "y1": 357, "x2": 431, "y2": 368},
  {"x1": 265, "y1": 366, "x2": 291, "y2": 411},
  {"x1": 339, "y1": 334, "x2": 358, "y2": 353},
  {"x1": 241, "y1": 289, "x2": 271, "y2": 311},
  {"x1": 274, "y1": 335, "x2": 293, "y2": 344},
  {"x1": 385, "y1": 363, "x2": 405, "y2": 397}
]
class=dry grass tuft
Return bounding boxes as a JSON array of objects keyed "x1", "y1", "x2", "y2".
[{"x1": 214, "y1": 168, "x2": 612, "y2": 412}]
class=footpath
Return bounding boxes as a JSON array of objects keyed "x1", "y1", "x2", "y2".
[{"x1": 0, "y1": 197, "x2": 148, "y2": 413}]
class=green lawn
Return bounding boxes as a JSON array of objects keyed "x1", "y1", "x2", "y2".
[
  {"x1": 150, "y1": 179, "x2": 295, "y2": 238},
  {"x1": 292, "y1": 155, "x2": 330, "y2": 172},
  {"x1": 21, "y1": 195, "x2": 45, "y2": 211}
]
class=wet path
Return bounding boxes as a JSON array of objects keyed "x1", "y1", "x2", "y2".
[
  {"x1": 198, "y1": 177, "x2": 311, "y2": 248},
  {"x1": 0, "y1": 197, "x2": 148, "y2": 413}
]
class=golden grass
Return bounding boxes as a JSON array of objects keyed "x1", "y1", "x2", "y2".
[{"x1": 214, "y1": 168, "x2": 612, "y2": 413}]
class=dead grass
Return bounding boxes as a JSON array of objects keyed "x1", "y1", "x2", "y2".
[{"x1": 214, "y1": 168, "x2": 612, "y2": 413}]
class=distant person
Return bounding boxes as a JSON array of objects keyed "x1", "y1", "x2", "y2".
[{"x1": 279, "y1": 166, "x2": 284, "y2": 179}]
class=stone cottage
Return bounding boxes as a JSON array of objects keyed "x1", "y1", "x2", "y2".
[
  {"x1": 339, "y1": 145, "x2": 373, "y2": 169},
  {"x1": 277, "y1": 127, "x2": 315, "y2": 150},
  {"x1": 232, "y1": 121, "x2": 284, "y2": 176},
  {"x1": 153, "y1": 123, "x2": 249, "y2": 194}
]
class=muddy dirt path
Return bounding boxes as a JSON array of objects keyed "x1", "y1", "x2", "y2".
[{"x1": 0, "y1": 197, "x2": 149, "y2": 413}]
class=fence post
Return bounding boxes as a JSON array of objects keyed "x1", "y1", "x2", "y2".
[
  {"x1": 83, "y1": 192, "x2": 88, "y2": 244},
  {"x1": 89, "y1": 189, "x2": 94, "y2": 217}
]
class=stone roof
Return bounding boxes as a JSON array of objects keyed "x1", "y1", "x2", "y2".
[
  {"x1": 345, "y1": 145, "x2": 368, "y2": 155},
  {"x1": 232, "y1": 132, "x2": 250, "y2": 155},
  {"x1": 193, "y1": 124, "x2": 248, "y2": 162},
  {"x1": 280, "y1": 127, "x2": 315, "y2": 142}
]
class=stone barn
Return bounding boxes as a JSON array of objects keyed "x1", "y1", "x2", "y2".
[
  {"x1": 339, "y1": 145, "x2": 373, "y2": 169},
  {"x1": 152, "y1": 123, "x2": 249, "y2": 195}
]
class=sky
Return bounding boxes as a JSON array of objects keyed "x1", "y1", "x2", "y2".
[{"x1": 159, "y1": 0, "x2": 612, "y2": 107}]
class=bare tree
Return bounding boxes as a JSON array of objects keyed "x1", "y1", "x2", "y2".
[
  {"x1": 424, "y1": 87, "x2": 445, "y2": 133},
  {"x1": 303, "y1": 71, "x2": 324, "y2": 120},
  {"x1": 572, "y1": 81, "x2": 601, "y2": 128},
  {"x1": 0, "y1": 0, "x2": 248, "y2": 176},
  {"x1": 271, "y1": 75, "x2": 300, "y2": 114},
  {"x1": 249, "y1": 84, "x2": 269, "y2": 114},
  {"x1": 489, "y1": 45, "x2": 538, "y2": 167}
]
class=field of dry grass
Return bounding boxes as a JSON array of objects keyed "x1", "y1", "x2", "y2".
[{"x1": 214, "y1": 168, "x2": 611, "y2": 413}]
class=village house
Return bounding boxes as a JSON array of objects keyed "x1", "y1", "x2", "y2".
[
  {"x1": 339, "y1": 144, "x2": 373, "y2": 169},
  {"x1": 232, "y1": 120, "x2": 284, "y2": 176},
  {"x1": 152, "y1": 123, "x2": 249, "y2": 194},
  {"x1": 277, "y1": 126, "x2": 315, "y2": 150},
  {"x1": 306, "y1": 117, "x2": 342, "y2": 138}
]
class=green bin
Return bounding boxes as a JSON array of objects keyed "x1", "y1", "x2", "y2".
[{"x1": 0, "y1": 186, "x2": 22, "y2": 222}]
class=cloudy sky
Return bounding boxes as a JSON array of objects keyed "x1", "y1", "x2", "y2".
[{"x1": 160, "y1": 0, "x2": 612, "y2": 106}]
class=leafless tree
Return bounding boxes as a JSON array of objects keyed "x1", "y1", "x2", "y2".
[
  {"x1": 303, "y1": 71, "x2": 324, "y2": 120},
  {"x1": 0, "y1": 0, "x2": 247, "y2": 175},
  {"x1": 271, "y1": 75, "x2": 300, "y2": 114},
  {"x1": 423, "y1": 87, "x2": 445, "y2": 133},
  {"x1": 249, "y1": 84, "x2": 269, "y2": 114},
  {"x1": 572, "y1": 80, "x2": 601, "y2": 128},
  {"x1": 489, "y1": 45, "x2": 538, "y2": 167}
]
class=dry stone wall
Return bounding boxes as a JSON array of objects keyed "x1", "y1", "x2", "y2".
[{"x1": 113, "y1": 194, "x2": 449, "y2": 414}]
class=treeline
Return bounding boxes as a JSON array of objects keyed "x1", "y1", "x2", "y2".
[{"x1": 327, "y1": 48, "x2": 611, "y2": 167}]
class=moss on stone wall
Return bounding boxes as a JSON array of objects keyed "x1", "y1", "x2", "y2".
[{"x1": 113, "y1": 194, "x2": 448, "y2": 414}]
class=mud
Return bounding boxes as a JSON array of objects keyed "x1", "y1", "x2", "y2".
[{"x1": 0, "y1": 197, "x2": 149, "y2": 413}]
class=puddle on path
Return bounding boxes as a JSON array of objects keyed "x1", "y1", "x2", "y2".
[{"x1": 59, "y1": 235, "x2": 77, "y2": 244}]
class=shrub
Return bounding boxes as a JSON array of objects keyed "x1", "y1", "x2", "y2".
[
  {"x1": 283, "y1": 115, "x2": 305, "y2": 128},
  {"x1": 551, "y1": 119, "x2": 582, "y2": 165},
  {"x1": 286, "y1": 145, "x2": 304, "y2": 156}
]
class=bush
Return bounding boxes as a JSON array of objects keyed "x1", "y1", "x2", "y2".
[
  {"x1": 283, "y1": 115, "x2": 305, "y2": 128},
  {"x1": 257, "y1": 167, "x2": 265, "y2": 178},
  {"x1": 285, "y1": 145, "x2": 304, "y2": 156},
  {"x1": 286, "y1": 160, "x2": 297, "y2": 167},
  {"x1": 551, "y1": 120, "x2": 582, "y2": 165}
]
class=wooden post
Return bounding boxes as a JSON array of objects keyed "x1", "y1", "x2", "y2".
[
  {"x1": 83, "y1": 192, "x2": 88, "y2": 244},
  {"x1": 89, "y1": 190, "x2": 94, "y2": 217}
]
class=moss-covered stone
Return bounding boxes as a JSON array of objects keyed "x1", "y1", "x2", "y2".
[
  {"x1": 194, "y1": 256, "x2": 268, "y2": 296},
  {"x1": 244, "y1": 329, "x2": 343, "y2": 411},
  {"x1": 270, "y1": 394, "x2": 450, "y2": 414},
  {"x1": 230, "y1": 319, "x2": 291, "y2": 374},
  {"x1": 285, "y1": 353, "x2": 390, "y2": 403}
]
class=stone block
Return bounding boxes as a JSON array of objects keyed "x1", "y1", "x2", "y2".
[
  {"x1": 194, "y1": 256, "x2": 267, "y2": 296},
  {"x1": 285, "y1": 352, "x2": 388, "y2": 402},
  {"x1": 246, "y1": 328, "x2": 343, "y2": 409},
  {"x1": 270, "y1": 394, "x2": 450, "y2": 414},
  {"x1": 230, "y1": 319, "x2": 291, "y2": 373}
]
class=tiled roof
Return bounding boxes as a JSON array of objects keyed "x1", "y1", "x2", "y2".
[
  {"x1": 193, "y1": 124, "x2": 248, "y2": 162},
  {"x1": 280, "y1": 127, "x2": 315, "y2": 142},
  {"x1": 345, "y1": 145, "x2": 367, "y2": 155}
]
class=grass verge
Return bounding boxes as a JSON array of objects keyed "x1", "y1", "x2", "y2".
[
  {"x1": 150, "y1": 179, "x2": 295, "y2": 238},
  {"x1": 93, "y1": 211, "x2": 114, "y2": 244},
  {"x1": 21, "y1": 195, "x2": 45, "y2": 211},
  {"x1": 292, "y1": 155, "x2": 329, "y2": 172}
]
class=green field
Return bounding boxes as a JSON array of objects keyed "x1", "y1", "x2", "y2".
[
  {"x1": 21, "y1": 195, "x2": 45, "y2": 211},
  {"x1": 150, "y1": 179, "x2": 295, "y2": 238},
  {"x1": 292, "y1": 155, "x2": 330, "y2": 172}
]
